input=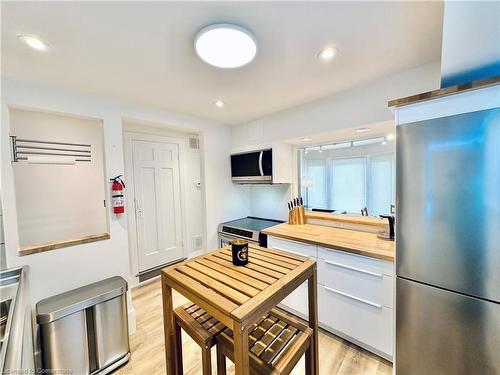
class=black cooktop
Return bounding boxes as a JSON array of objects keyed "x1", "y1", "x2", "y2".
[{"x1": 222, "y1": 217, "x2": 282, "y2": 232}]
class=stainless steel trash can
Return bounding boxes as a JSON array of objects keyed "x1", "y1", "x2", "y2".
[{"x1": 36, "y1": 276, "x2": 130, "y2": 375}]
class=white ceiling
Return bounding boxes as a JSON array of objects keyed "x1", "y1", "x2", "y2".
[
  {"x1": 285, "y1": 120, "x2": 395, "y2": 146},
  {"x1": 1, "y1": 1, "x2": 443, "y2": 125}
]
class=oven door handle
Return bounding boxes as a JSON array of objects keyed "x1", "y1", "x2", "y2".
[{"x1": 219, "y1": 234, "x2": 258, "y2": 243}]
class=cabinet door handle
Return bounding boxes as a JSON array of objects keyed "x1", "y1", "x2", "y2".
[
  {"x1": 323, "y1": 260, "x2": 383, "y2": 278},
  {"x1": 271, "y1": 246, "x2": 310, "y2": 259},
  {"x1": 324, "y1": 286, "x2": 382, "y2": 309}
]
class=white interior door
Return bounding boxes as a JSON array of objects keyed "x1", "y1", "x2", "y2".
[{"x1": 132, "y1": 139, "x2": 183, "y2": 272}]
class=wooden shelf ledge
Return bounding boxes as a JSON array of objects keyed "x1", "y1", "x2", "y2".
[{"x1": 18, "y1": 232, "x2": 110, "y2": 256}]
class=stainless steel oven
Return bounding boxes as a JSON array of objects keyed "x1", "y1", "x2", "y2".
[
  {"x1": 217, "y1": 217, "x2": 283, "y2": 248},
  {"x1": 218, "y1": 234, "x2": 258, "y2": 248}
]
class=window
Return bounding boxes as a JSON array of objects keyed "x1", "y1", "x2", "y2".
[
  {"x1": 304, "y1": 159, "x2": 327, "y2": 209},
  {"x1": 331, "y1": 157, "x2": 366, "y2": 213},
  {"x1": 368, "y1": 154, "x2": 394, "y2": 215},
  {"x1": 299, "y1": 145, "x2": 395, "y2": 215}
]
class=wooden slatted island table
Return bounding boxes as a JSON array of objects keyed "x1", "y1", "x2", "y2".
[{"x1": 161, "y1": 244, "x2": 318, "y2": 375}]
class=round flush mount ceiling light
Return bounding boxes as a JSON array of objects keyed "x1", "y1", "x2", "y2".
[
  {"x1": 318, "y1": 46, "x2": 338, "y2": 62},
  {"x1": 18, "y1": 35, "x2": 49, "y2": 51},
  {"x1": 214, "y1": 100, "x2": 225, "y2": 108},
  {"x1": 195, "y1": 24, "x2": 257, "y2": 68}
]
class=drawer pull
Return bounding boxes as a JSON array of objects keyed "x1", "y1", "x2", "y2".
[
  {"x1": 271, "y1": 246, "x2": 310, "y2": 259},
  {"x1": 323, "y1": 260, "x2": 383, "y2": 278},
  {"x1": 324, "y1": 286, "x2": 382, "y2": 309}
]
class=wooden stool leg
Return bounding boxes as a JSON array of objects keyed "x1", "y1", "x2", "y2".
[
  {"x1": 175, "y1": 321, "x2": 183, "y2": 375},
  {"x1": 201, "y1": 343, "x2": 212, "y2": 375},
  {"x1": 216, "y1": 344, "x2": 227, "y2": 375}
]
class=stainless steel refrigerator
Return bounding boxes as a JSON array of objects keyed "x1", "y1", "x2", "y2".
[{"x1": 396, "y1": 107, "x2": 500, "y2": 374}]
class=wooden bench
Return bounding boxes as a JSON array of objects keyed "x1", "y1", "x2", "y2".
[{"x1": 174, "y1": 302, "x2": 312, "y2": 375}]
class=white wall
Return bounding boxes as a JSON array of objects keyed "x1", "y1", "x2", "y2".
[
  {"x1": 248, "y1": 184, "x2": 291, "y2": 222},
  {"x1": 231, "y1": 62, "x2": 440, "y2": 219},
  {"x1": 440, "y1": 1, "x2": 500, "y2": 87},
  {"x1": 10, "y1": 108, "x2": 108, "y2": 248},
  {"x1": 1, "y1": 76, "x2": 248, "y2": 311}
]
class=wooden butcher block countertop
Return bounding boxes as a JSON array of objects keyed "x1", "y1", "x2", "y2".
[{"x1": 263, "y1": 223, "x2": 395, "y2": 261}]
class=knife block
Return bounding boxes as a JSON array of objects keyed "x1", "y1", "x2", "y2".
[{"x1": 288, "y1": 207, "x2": 306, "y2": 225}]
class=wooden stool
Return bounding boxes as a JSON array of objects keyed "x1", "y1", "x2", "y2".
[
  {"x1": 174, "y1": 302, "x2": 226, "y2": 375},
  {"x1": 174, "y1": 303, "x2": 312, "y2": 375},
  {"x1": 216, "y1": 308, "x2": 313, "y2": 375}
]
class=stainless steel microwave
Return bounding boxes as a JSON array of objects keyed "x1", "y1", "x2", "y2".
[{"x1": 231, "y1": 149, "x2": 272, "y2": 183}]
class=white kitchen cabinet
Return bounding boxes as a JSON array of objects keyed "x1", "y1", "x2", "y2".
[
  {"x1": 317, "y1": 248, "x2": 394, "y2": 309},
  {"x1": 271, "y1": 142, "x2": 293, "y2": 184},
  {"x1": 268, "y1": 236, "x2": 317, "y2": 319},
  {"x1": 318, "y1": 284, "x2": 393, "y2": 358},
  {"x1": 268, "y1": 236, "x2": 317, "y2": 258},
  {"x1": 318, "y1": 246, "x2": 393, "y2": 276},
  {"x1": 279, "y1": 280, "x2": 309, "y2": 318},
  {"x1": 267, "y1": 235, "x2": 394, "y2": 361}
]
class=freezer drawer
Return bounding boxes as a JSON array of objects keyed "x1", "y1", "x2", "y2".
[{"x1": 396, "y1": 277, "x2": 500, "y2": 375}]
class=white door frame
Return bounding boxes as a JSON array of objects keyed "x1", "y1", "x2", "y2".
[{"x1": 124, "y1": 131, "x2": 189, "y2": 276}]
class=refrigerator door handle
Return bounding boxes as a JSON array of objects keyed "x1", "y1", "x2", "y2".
[
  {"x1": 324, "y1": 260, "x2": 383, "y2": 278},
  {"x1": 324, "y1": 286, "x2": 383, "y2": 308}
]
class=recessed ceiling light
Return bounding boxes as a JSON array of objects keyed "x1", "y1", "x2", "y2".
[
  {"x1": 18, "y1": 35, "x2": 48, "y2": 51},
  {"x1": 355, "y1": 127, "x2": 370, "y2": 133},
  {"x1": 386, "y1": 133, "x2": 395, "y2": 141},
  {"x1": 301, "y1": 137, "x2": 312, "y2": 141},
  {"x1": 215, "y1": 100, "x2": 225, "y2": 108},
  {"x1": 195, "y1": 24, "x2": 257, "y2": 68},
  {"x1": 318, "y1": 46, "x2": 338, "y2": 61}
]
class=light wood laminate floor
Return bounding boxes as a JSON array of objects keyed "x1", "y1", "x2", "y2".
[{"x1": 116, "y1": 278, "x2": 392, "y2": 375}]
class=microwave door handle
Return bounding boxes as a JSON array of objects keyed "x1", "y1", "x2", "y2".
[{"x1": 258, "y1": 151, "x2": 264, "y2": 176}]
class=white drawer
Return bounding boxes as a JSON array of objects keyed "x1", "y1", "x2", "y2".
[
  {"x1": 318, "y1": 246, "x2": 393, "y2": 277},
  {"x1": 318, "y1": 284, "x2": 393, "y2": 357},
  {"x1": 268, "y1": 236, "x2": 317, "y2": 259},
  {"x1": 318, "y1": 258, "x2": 393, "y2": 308},
  {"x1": 279, "y1": 281, "x2": 309, "y2": 319}
]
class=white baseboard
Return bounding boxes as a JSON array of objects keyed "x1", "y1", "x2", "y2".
[
  {"x1": 188, "y1": 249, "x2": 206, "y2": 258},
  {"x1": 126, "y1": 290, "x2": 137, "y2": 334}
]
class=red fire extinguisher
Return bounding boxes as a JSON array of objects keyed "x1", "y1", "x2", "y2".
[{"x1": 110, "y1": 175, "x2": 125, "y2": 214}]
